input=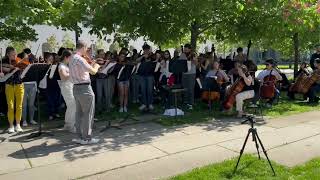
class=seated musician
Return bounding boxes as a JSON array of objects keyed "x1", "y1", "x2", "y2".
[
  {"x1": 228, "y1": 61, "x2": 241, "y2": 84},
  {"x1": 203, "y1": 60, "x2": 229, "y2": 102},
  {"x1": 287, "y1": 62, "x2": 310, "y2": 100},
  {"x1": 257, "y1": 59, "x2": 282, "y2": 107},
  {"x1": 234, "y1": 47, "x2": 247, "y2": 64},
  {"x1": 235, "y1": 65, "x2": 255, "y2": 117},
  {"x1": 307, "y1": 58, "x2": 320, "y2": 103}
]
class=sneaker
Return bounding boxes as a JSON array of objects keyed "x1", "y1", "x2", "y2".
[
  {"x1": 22, "y1": 121, "x2": 28, "y2": 127},
  {"x1": 248, "y1": 104, "x2": 258, "y2": 108},
  {"x1": 265, "y1": 103, "x2": 272, "y2": 108},
  {"x1": 139, "y1": 104, "x2": 147, "y2": 111},
  {"x1": 49, "y1": 116, "x2": 54, "y2": 120},
  {"x1": 80, "y1": 138, "x2": 100, "y2": 145},
  {"x1": 8, "y1": 126, "x2": 15, "y2": 133},
  {"x1": 124, "y1": 107, "x2": 128, "y2": 113},
  {"x1": 93, "y1": 118, "x2": 98, "y2": 121},
  {"x1": 15, "y1": 125, "x2": 23, "y2": 132},
  {"x1": 30, "y1": 120, "x2": 37, "y2": 125},
  {"x1": 119, "y1": 108, "x2": 124, "y2": 113},
  {"x1": 72, "y1": 138, "x2": 82, "y2": 144},
  {"x1": 148, "y1": 104, "x2": 154, "y2": 110},
  {"x1": 187, "y1": 104, "x2": 193, "y2": 110},
  {"x1": 54, "y1": 114, "x2": 61, "y2": 118}
]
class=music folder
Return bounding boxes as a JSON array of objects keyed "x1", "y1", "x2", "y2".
[{"x1": 21, "y1": 63, "x2": 50, "y2": 83}]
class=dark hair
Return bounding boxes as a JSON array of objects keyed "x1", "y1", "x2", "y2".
[
  {"x1": 60, "y1": 50, "x2": 72, "y2": 62},
  {"x1": 58, "y1": 47, "x2": 66, "y2": 56},
  {"x1": 132, "y1": 49, "x2": 138, "y2": 54},
  {"x1": 184, "y1": 44, "x2": 192, "y2": 49},
  {"x1": 23, "y1": 48, "x2": 31, "y2": 54},
  {"x1": 237, "y1": 47, "x2": 243, "y2": 53},
  {"x1": 142, "y1": 43, "x2": 151, "y2": 50},
  {"x1": 97, "y1": 49, "x2": 104, "y2": 55},
  {"x1": 17, "y1": 52, "x2": 27, "y2": 59},
  {"x1": 164, "y1": 50, "x2": 171, "y2": 60},
  {"x1": 43, "y1": 52, "x2": 53, "y2": 60},
  {"x1": 265, "y1": 58, "x2": 275, "y2": 65},
  {"x1": 315, "y1": 58, "x2": 320, "y2": 64},
  {"x1": 76, "y1": 40, "x2": 86, "y2": 50},
  {"x1": 5, "y1": 46, "x2": 15, "y2": 57}
]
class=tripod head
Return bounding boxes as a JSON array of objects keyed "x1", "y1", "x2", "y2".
[{"x1": 241, "y1": 114, "x2": 256, "y2": 127}]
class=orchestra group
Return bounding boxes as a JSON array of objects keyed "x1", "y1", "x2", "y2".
[{"x1": 0, "y1": 41, "x2": 320, "y2": 145}]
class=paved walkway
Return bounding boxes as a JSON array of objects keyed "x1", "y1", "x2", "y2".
[{"x1": 0, "y1": 111, "x2": 320, "y2": 180}]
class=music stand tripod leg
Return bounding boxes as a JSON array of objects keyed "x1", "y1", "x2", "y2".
[
  {"x1": 252, "y1": 129, "x2": 261, "y2": 159},
  {"x1": 233, "y1": 128, "x2": 252, "y2": 174},
  {"x1": 255, "y1": 130, "x2": 276, "y2": 176}
]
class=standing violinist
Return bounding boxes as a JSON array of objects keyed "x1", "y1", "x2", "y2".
[
  {"x1": 19, "y1": 52, "x2": 38, "y2": 127},
  {"x1": 2, "y1": 47, "x2": 25, "y2": 133},
  {"x1": 117, "y1": 53, "x2": 130, "y2": 113},
  {"x1": 307, "y1": 58, "x2": 320, "y2": 103},
  {"x1": 234, "y1": 65, "x2": 255, "y2": 118},
  {"x1": 257, "y1": 59, "x2": 282, "y2": 107}
]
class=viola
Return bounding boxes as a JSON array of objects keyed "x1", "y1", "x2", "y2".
[{"x1": 82, "y1": 54, "x2": 94, "y2": 64}]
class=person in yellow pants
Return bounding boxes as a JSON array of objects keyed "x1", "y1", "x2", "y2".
[{"x1": 2, "y1": 47, "x2": 25, "y2": 133}]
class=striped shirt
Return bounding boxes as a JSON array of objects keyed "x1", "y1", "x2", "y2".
[{"x1": 69, "y1": 54, "x2": 92, "y2": 84}]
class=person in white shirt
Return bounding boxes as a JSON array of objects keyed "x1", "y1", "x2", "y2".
[
  {"x1": 257, "y1": 59, "x2": 282, "y2": 107},
  {"x1": 69, "y1": 40, "x2": 100, "y2": 145},
  {"x1": 58, "y1": 49, "x2": 76, "y2": 133}
]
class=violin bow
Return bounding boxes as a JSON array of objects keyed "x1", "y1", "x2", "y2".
[{"x1": 0, "y1": 48, "x2": 2, "y2": 73}]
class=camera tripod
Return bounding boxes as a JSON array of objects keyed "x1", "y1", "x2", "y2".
[{"x1": 233, "y1": 114, "x2": 276, "y2": 176}]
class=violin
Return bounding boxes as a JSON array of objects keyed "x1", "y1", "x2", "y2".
[
  {"x1": 82, "y1": 54, "x2": 95, "y2": 65},
  {"x1": 11, "y1": 57, "x2": 30, "y2": 70}
]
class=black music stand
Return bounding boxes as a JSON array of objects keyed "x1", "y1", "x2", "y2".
[
  {"x1": 233, "y1": 114, "x2": 276, "y2": 176},
  {"x1": 22, "y1": 63, "x2": 52, "y2": 139},
  {"x1": 168, "y1": 59, "x2": 188, "y2": 117}
]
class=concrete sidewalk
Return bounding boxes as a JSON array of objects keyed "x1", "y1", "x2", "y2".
[{"x1": 0, "y1": 111, "x2": 320, "y2": 180}]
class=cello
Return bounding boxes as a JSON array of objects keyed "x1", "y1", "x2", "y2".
[{"x1": 223, "y1": 65, "x2": 248, "y2": 110}]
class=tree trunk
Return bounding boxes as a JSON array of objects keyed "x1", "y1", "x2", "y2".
[
  {"x1": 293, "y1": 32, "x2": 299, "y2": 79},
  {"x1": 190, "y1": 22, "x2": 199, "y2": 51}
]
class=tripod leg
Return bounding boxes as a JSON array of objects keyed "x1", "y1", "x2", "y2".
[
  {"x1": 252, "y1": 130, "x2": 261, "y2": 159},
  {"x1": 233, "y1": 129, "x2": 252, "y2": 174},
  {"x1": 255, "y1": 132, "x2": 276, "y2": 176}
]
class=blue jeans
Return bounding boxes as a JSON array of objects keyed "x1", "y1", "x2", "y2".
[
  {"x1": 46, "y1": 88, "x2": 61, "y2": 117},
  {"x1": 140, "y1": 76, "x2": 154, "y2": 106}
]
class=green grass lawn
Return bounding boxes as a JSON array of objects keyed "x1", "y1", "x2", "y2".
[
  {"x1": 257, "y1": 64, "x2": 292, "y2": 70},
  {"x1": 170, "y1": 154, "x2": 320, "y2": 180}
]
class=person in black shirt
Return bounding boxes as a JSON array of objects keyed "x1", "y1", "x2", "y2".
[{"x1": 310, "y1": 44, "x2": 320, "y2": 70}]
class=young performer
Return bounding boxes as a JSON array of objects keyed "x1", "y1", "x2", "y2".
[
  {"x1": 257, "y1": 59, "x2": 282, "y2": 107},
  {"x1": 19, "y1": 52, "x2": 37, "y2": 126},
  {"x1": 58, "y1": 49, "x2": 76, "y2": 133},
  {"x1": 95, "y1": 50, "x2": 109, "y2": 113},
  {"x1": 307, "y1": 58, "x2": 320, "y2": 103},
  {"x1": 235, "y1": 65, "x2": 255, "y2": 117},
  {"x1": 137, "y1": 43, "x2": 155, "y2": 111},
  {"x1": 181, "y1": 44, "x2": 197, "y2": 110},
  {"x1": 69, "y1": 40, "x2": 100, "y2": 145},
  {"x1": 2, "y1": 47, "x2": 25, "y2": 133},
  {"x1": 310, "y1": 44, "x2": 320, "y2": 70},
  {"x1": 234, "y1": 47, "x2": 247, "y2": 63},
  {"x1": 117, "y1": 53, "x2": 130, "y2": 113}
]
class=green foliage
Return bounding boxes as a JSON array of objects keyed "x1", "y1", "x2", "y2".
[
  {"x1": 96, "y1": 39, "x2": 106, "y2": 50},
  {"x1": 46, "y1": 35, "x2": 59, "y2": 53},
  {"x1": 61, "y1": 34, "x2": 75, "y2": 49},
  {"x1": 8, "y1": 41, "x2": 30, "y2": 53}
]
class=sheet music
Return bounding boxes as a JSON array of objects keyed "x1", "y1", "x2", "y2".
[
  {"x1": 100, "y1": 62, "x2": 117, "y2": 75},
  {"x1": 131, "y1": 66, "x2": 136, "y2": 74},
  {"x1": 187, "y1": 61, "x2": 191, "y2": 72},
  {"x1": 154, "y1": 62, "x2": 161, "y2": 72},
  {"x1": 20, "y1": 64, "x2": 32, "y2": 79},
  {"x1": 135, "y1": 63, "x2": 141, "y2": 73},
  {"x1": 49, "y1": 65, "x2": 57, "y2": 79},
  {"x1": 117, "y1": 66, "x2": 125, "y2": 80},
  {"x1": 0, "y1": 68, "x2": 19, "y2": 82},
  {"x1": 196, "y1": 78, "x2": 203, "y2": 89}
]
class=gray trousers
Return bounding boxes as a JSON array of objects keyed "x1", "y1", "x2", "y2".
[
  {"x1": 22, "y1": 82, "x2": 37, "y2": 122},
  {"x1": 140, "y1": 76, "x2": 154, "y2": 106},
  {"x1": 182, "y1": 73, "x2": 196, "y2": 105},
  {"x1": 96, "y1": 76, "x2": 115, "y2": 111},
  {"x1": 130, "y1": 74, "x2": 140, "y2": 102},
  {"x1": 73, "y1": 84, "x2": 95, "y2": 140}
]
